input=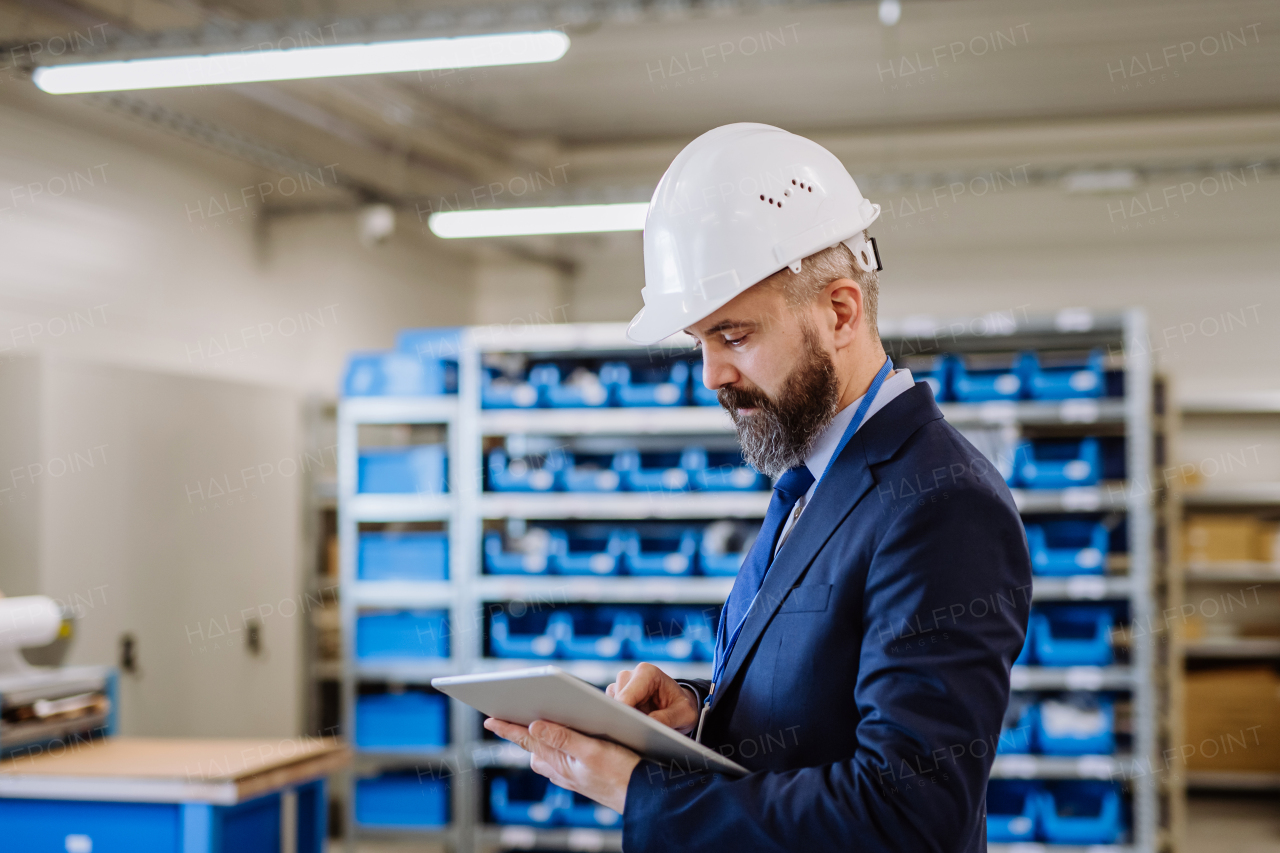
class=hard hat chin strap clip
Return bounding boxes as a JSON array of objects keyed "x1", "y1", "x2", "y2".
[{"x1": 844, "y1": 234, "x2": 883, "y2": 274}]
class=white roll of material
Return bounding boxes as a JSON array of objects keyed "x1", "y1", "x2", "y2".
[{"x1": 0, "y1": 595, "x2": 63, "y2": 649}]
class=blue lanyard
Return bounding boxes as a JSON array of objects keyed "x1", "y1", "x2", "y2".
[{"x1": 697, "y1": 356, "x2": 893, "y2": 740}]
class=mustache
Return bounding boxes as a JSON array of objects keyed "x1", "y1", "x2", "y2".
[{"x1": 718, "y1": 383, "x2": 773, "y2": 412}]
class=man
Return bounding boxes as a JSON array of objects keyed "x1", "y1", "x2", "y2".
[{"x1": 485, "y1": 123, "x2": 1031, "y2": 852}]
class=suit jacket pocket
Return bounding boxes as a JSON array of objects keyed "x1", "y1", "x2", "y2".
[{"x1": 779, "y1": 583, "x2": 832, "y2": 612}]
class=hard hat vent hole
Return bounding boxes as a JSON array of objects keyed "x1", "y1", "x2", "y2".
[
  {"x1": 768, "y1": 198, "x2": 773, "y2": 204},
  {"x1": 759, "y1": 195, "x2": 765, "y2": 201},
  {"x1": 777, "y1": 201, "x2": 782, "y2": 208},
  {"x1": 807, "y1": 186, "x2": 812, "y2": 192}
]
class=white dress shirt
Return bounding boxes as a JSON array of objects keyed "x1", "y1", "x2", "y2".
[{"x1": 772, "y1": 367, "x2": 916, "y2": 555}]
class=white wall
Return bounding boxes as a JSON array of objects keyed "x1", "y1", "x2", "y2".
[
  {"x1": 0, "y1": 355, "x2": 305, "y2": 737},
  {"x1": 0, "y1": 95, "x2": 478, "y2": 738},
  {"x1": 0, "y1": 99, "x2": 476, "y2": 397}
]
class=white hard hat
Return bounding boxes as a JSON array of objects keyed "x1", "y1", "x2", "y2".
[{"x1": 627, "y1": 122, "x2": 882, "y2": 345}]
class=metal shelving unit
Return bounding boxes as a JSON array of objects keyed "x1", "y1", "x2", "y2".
[
  {"x1": 1175, "y1": 393, "x2": 1280, "y2": 798},
  {"x1": 882, "y1": 308, "x2": 1171, "y2": 853},
  {"x1": 337, "y1": 311, "x2": 1172, "y2": 852},
  {"x1": 336, "y1": 381, "x2": 481, "y2": 851}
]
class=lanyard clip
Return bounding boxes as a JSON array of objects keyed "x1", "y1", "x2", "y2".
[{"x1": 694, "y1": 683, "x2": 714, "y2": 743}]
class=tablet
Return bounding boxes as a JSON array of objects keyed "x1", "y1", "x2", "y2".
[{"x1": 432, "y1": 666, "x2": 748, "y2": 777}]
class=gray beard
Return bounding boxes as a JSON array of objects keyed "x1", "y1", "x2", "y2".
[{"x1": 720, "y1": 326, "x2": 840, "y2": 479}]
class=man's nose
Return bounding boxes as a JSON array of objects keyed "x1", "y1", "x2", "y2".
[{"x1": 700, "y1": 348, "x2": 739, "y2": 392}]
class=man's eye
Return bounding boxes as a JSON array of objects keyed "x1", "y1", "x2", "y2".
[{"x1": 725, "y1": 334, "x2": 747, "y2": 346}]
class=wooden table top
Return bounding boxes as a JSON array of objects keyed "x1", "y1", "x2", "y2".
[{"x1": 0, "y1": 736, "x2": 351, "y2": 805}]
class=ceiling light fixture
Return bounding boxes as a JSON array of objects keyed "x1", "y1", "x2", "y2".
[
  {"x1": 1062, "y1": 169, "x2": 1139, "y2": 193},
  {"x1": 878, "y1": 0, "x2": 902, "y2": 26},
  {"x1": 33, "y1": 30, "x2": 570, "y2": 94},
  {"x1": 428, "y1": 203, "x2": 649, "y2": 238}
]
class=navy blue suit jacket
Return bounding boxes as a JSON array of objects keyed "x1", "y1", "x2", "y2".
[{"x1": 623, "y1": 382, "x2": 1032, "y2": 853}]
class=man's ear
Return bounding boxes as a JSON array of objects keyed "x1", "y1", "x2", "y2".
[{"x1": 826, "y1": 278, "x2": 862, "y2": 346}]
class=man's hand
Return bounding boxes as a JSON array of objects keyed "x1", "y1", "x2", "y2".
[
  {"x1": 484, "y1": 717, "x2": 640, "y2": 813},
  {"x1": 607, "y1": 662, "x2": 701, "y2": 734}
]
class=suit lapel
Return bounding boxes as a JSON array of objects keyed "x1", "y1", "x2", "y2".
[
  {"x1": 707, "y1": 382, "x2": 944, "y2": 716},
  {"x1": 708, "y1": 447, "x2": 874, "y2": 714}
]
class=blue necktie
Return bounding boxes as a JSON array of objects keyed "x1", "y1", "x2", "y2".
[{"x1": 716, "y1": 464, "x2": 816, "y2": 664}]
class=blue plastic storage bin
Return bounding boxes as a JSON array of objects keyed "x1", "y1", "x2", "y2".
[
  {"x1": 996, "y1": 700, "x2": 1036, "y2": 754},
  {"x1": 622, "y1": 530, "x2": 698, "y2": 576},
  {"x1": 358, "y1": 446, "x2": 447, "y2": 494},
  {"x1": 531, "y1": 364, "x2": 610, "y2": 408},
  {"x1": 1034, "y1": 696, "x2": 1115, "y2": 755},
  {"x1": 482, "y1": 366, "x2": 541, "y2": 409},
  {"x1": 395, "y1": 327, "x2": 460, "y2": 358},
  {"x1": 560, "y1": 452, "x2": 623, "y2": 492},
  {"x1": 343, "y1": 350, "x2": 451, "y2": 397},
  {"x1": 613, "y1": 449, "x2": 693, "y2": 492},
  {"x1": 489, "y1": 775, "x2": 621, "y2": 828},
  {"x1": 687, "y1": 611, "x2": 717, "y2": 660},
  {"x1": 356, "y1": 610, "x2": 449, "y2": 659},
  {"x1": 1027, "y1": 349, "x2": 1105, "y2": 400},
  {"x1": 1013, "y1": 437, "x2": 1100, "y2": 489},
  {"x1": 686, "y1": 448, "x2": 766, "y2": 491},
  {"x1": 699, "y1": 522, "x2": 754, "y2": 576},
  {"x1": 1040, "y1": 781, "x2": 1124, "y2": 844},
  {"x1": 602, "y1": 361, "x2": 690, "y2": 407},
  {"x1": 484, "y1": 530, "x2": 553, "y2": 575},
  {"x1": 490, "y1": 775, "x2": 571, "y2": 826},
  {"x1": 905, "y1": 355, "x2": 953, "y2": 403},
  {"x1": 549, "y1": 529, "x2": 627, "y2": 575},
  {"x1": 559, "y1": 609, "x2": 640, "y2": 660},
  {"x1": 986, "y1": 780, "x2": 1040, "y2": 843},
  {"x1": 489, "y1": 610, "x2": 569, "y2": 659},
  {"x1": 561, "y1": 792, "x2": 623, "y2": 828},
  {"x1": 951, "y1": 352, "x2": 1036, "y2": 402},
  {"x1": 359, "y1": 531, "x2": 448, "y2": 581},
  {"x1": 1031, "y1": 607, "x2": 1114, "y2": 666},
  {"x1": 488, "y1": 449, "x2": 564, "y2": 492},
  {"x1": 690, "y1": 360, "x2": 719, "y2": 406},
  {"x1": 355, "y1": 772, "x2": 449, "y2": 827},
  {"x1": 355, "y1": 691, "x2": 448, "y2": 750},
  {"x1": 1025, "y1": 520, "x2": 1108, "y2": 575},
  {"x1": 1014, "y1": 627, "x2": 1034, "y2": 665},
  {"x1": 630, "y1": 609, "x2": 703, "y2": 662}
]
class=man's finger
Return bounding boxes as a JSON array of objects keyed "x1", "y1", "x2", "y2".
[
  {"x1": 647, "y1": 706, "x2": 687, "y2": 728},
  {"x1": 529, "y1": 720, "x2": 601, "y2": 761},
  {"x1": 614, "y1": 668, "x2": 633, "y2": 693},
  {"x1": 613, "y1": 666, "x2": 657, "y2": 707},
  {"x1": 484, "y1": 718, "x2": 535, "y2": 751}
]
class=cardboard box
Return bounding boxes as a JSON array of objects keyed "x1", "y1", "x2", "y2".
[
  {"x1": 326, "y1": 534, "x2": 340, "y2": 577},
  {"x1": 1183, "y1": 666, "x2": 1280, "y2": 772},
  {"x1": 1184, "y1": 514, "x2": 1261, "y2": 563},
  {"x1": 1256, "y1": 521, "x2": 1280, "y2": 565}
]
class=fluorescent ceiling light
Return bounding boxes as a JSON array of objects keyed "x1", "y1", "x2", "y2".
[
  {"x1": 429, "y1": 203, "x2": 649, "y2": 238},
  {"x1": 33, "y1": 30, "x2": 569, "y2": 94},
  {"x1": 878, "y1": 0, "x2": 902, "y2": 26},
  {"x1": 1063, "y1": 169, "x2": 1139, "y2": 194}
]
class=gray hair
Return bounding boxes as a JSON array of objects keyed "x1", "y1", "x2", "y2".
[{"x1": 763, "y1": 231, "x2": 880, "y2": 337}]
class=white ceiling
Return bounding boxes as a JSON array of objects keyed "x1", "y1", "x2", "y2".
[{"x1": 1, "y1": 0, "x2": 1277, "y2": 204}]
